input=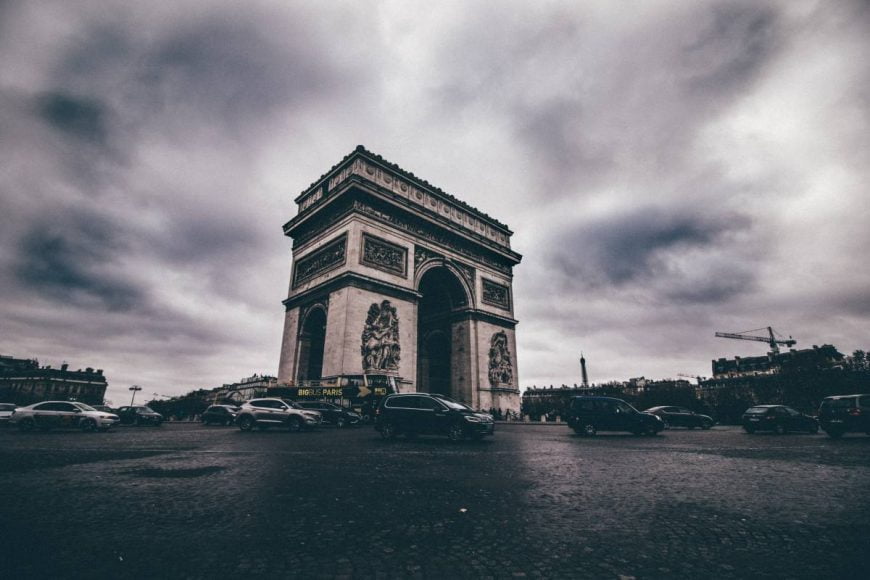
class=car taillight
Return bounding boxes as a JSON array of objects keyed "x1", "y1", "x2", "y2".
[{"x1": 850, "y1": 408, "x2": 862, "y2": 416}]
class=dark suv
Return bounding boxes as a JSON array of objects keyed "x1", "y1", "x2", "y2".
[
  {"x1": 296, "y1": 401, "x2": 361, "y2": 428},
  {"x1": 375, "y1": 393, "x2": 494, "y2": 441},
  {"x1": 818, "y1": 394, "x2": 870, "y2": 438},
  {"x1": 566, "y1": 396, "x2": 664, "y2": 436},
  {"x1": 741, "y1": 405, "x2": 818, "y2": 434}
]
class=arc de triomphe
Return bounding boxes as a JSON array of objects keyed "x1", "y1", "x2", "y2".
[{"x1": 277, "y1": 146, "x2": 522, "y2": 412}]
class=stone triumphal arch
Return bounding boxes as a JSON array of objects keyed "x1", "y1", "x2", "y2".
[{"x1": 277, "y1": 146, "x2": 522, "y2": 412}]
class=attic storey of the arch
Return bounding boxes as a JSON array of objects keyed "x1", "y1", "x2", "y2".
[{"x1": 278, "y1": 147, "x2": 523, "y2": 412}]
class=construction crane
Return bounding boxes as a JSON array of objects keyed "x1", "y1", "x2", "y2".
[{"x1": 715, "y1": 327, "x2": 796, "y2": 355}]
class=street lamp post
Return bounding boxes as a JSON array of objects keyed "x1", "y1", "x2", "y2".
[{"x1": 129, "y1": 385, "x2": 142, "y2": 406}]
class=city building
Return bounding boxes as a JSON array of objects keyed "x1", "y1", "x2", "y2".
[
  {"x1": 712, "y1": 344, "x2": 845, "y2": 378},
  {"x1": 0, "y1": 354, "x2": 108, "y2": 405}
]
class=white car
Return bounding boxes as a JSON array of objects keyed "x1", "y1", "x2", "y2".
[
  {"x1": 235, "y1": 398, "x2": 321, "y2": 432},
  {"x1": 11, "y1": 401, "x2": 120, "y2": 432}
]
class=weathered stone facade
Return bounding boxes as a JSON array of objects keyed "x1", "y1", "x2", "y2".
[{"x1": 278, "y1": 146, "x2": 522, "y2": 412}]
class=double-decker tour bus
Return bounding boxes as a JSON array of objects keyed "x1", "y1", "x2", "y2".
[{"x1": 268, "y1": 374, "x2": 400, "y2": 422}]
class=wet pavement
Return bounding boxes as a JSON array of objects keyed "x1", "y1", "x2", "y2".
[{"x1": 0, "y1": 422, "x2": 868, "y2": 579}]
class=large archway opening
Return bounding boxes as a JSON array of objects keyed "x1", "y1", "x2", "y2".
[
  {"x1": 416, "y1": 267, "x2": 468, "y2": 399},
  {"x1": 297, "y1": 307, "x2": 326, "y2": 383}
]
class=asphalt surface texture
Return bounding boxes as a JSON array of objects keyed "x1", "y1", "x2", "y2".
[{"x1": 1, "y1": 421, "x2": 868, "y2": 580}]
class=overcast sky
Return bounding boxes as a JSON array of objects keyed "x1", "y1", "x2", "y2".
[{"x1": 1, "y1": 0, "x2": 867, "y2": 405}]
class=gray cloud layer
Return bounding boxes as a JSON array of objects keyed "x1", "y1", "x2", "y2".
[{"x1": 0, "y1": 0, "x2": 867, "y2": 402}]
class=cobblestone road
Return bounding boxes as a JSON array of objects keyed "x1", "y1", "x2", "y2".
[{"x1": 1, "y1": 423, "x2": 868, "y2": 579}]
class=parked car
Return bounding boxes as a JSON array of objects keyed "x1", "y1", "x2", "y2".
[
  {"x1": 235, "y1": 398, "x2": 321, "y2": 432},
  {"x1": 10, "y1": 401, "x2": 120, "y2": 432},
  {"x1": 116, "y1": 405, "x2": 164, "y2": 426},
  {"x1": 643, "y1": 406, "x2": 714, "y2": 430},
  {"x1": 374, "y1": 393, "x2": 494, "y2": 441},
  {"x1": 296, "y1": 401, "x2": 361, "y2": 428},
  {"x1": 0, "y1": 403, "x2": 18, "y2": 426},
  {"x1": 566, "y1": 396, "x2": 664, "y2": 436},
  {"x1": 817, "y1": 394, "x2": 870, "y2": 438},
  {"x1": 201, "y1": 404, "x2": 239, "y2": 426},
  {"x1": 741, "y1": 405, "x2": 818, "y2": 434}
]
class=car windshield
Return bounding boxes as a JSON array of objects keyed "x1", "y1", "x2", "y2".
[
  {"x1": 745, "y1": 407, "x2": 769, "y2": 414},
  {"x1": 137, "y1": 406, "x2": 156, "y2": 413},
  {"x1": 73, "y1": 403, "x2": 97, "y2": 411}
]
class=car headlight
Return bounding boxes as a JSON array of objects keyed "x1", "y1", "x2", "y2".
[{"x1": 464, "y1": 415, "x2": 482, "y2": 423}]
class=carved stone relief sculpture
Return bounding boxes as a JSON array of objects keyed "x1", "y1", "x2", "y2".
[
  {"x1": 361, "y1": 234, "x2": 407, "y2": 277},
  {"x1": 488, "y1": 331, "x2": 513, "y2": 386},
  {"x1": 361, "y1": 300, "x2": 401, "y2": 372}
]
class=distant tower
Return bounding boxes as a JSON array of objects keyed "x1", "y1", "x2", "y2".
[{"x1": 580, "y1": 352, "x2": 589, "y2": 388}]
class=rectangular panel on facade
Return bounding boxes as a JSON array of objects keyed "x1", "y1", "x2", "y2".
[
  {"x1": 360, "y1": 233, "x2": 407, "y2": 278},
  {"x1": 482, "y1": 278, "x2": 511, "y2": 310},
  {"x1": 292, "y1": 233, "x2": 347, "y2": 288}
]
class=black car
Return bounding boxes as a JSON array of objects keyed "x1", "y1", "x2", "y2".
[
  {"x1": 565, "y1": 396, "x2": 664, "y2": 436},
  {"x1": 116, "y1": 405, "x2": 164, "y2": 426},
  {"x1": 374, "y1": 393, "x2": 494, "y2": 441},
  {"x1": 296, "y1": 401, "x2": 361, "y2": 428},
  {"x1": 818, "y1": 394, "x2": 870, "y2": 438},
  {"x1": 741, "y1": 405, "x2": 818, "y2": 434},
  {"x1": 201, "y1": 404, "x2": 239, "y2": 426},
  {"x1": 643, "y1": 406, "x2": 714, "y2": 430}
]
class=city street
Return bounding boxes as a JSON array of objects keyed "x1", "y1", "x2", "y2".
[{"x1": 1, "y1": 422, "x2": 868, "y2": 579}]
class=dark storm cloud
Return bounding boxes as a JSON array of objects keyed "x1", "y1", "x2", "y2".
[
  {"x1": 680, "y1": 4, "x2": 776, "y2": 94},
  {"x1": 547, "y1": 208, "x2": 754, "y2": 300},
  {"x1": 13, "y1": 211, "x2": 141, "y2": 310},
  {"x1": 36, "y1": 92, "x2": 107, "y2": 144}
]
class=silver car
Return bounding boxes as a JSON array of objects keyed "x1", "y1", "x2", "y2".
[{"x1": 11, "y1": 401, "x2": 120, "y2": 432}]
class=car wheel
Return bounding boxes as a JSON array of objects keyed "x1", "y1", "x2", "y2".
[
  {"x1": 701, "y1": 422, "x2": 712, "y2": 430},
  {"x1": 380, "y1": 422, "x2": 397, "y2": 440},
  {"x1": 80, "y1": 419, "x2": 97, "y2": 433},
  {"x1": 225, "y1": 418, "x2": 233, "y2": 426},
  {"x1": 662, "y1": 420, "x2": 670, "y2": 430},
  {"x1": 287, "y1": 417, "x2": 303, "y2": 433},
  {"x1": 744, "y1": 426, "x2": 755, "y2": 434},
  {"x1": 582, "y1": 423, "x2": 596, "y2": 437},
  {"x1": 809, "y1": 423, "x2": 819, "y2": 434},
  {"x1": 238, "y1": 416, "x2": 254, "y2": 432},
  {"x1": 645, "y1": 424, "x2": 658, "y2": 436},
  {"x1": 18, "y1": 418, "x2": 35, "y2": 432},
  {"x1": 774, "y1": 424, "x2": 787, "y2": 435},
  {"x1": 336, "y1": 416, "x2": 347, "y2": 429},
  {"x1": 825, "y1": 429, "x2": 843, "y2": 439},
  {"x1": 687, "y1": 425, "x2": 695, "y2": 430},
  {"x1": 447, "y1": 422, "x2": 465, "y2": 442},
  {"x1": 135, "y1": 417, "x2": 142, "y2": 426}
]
